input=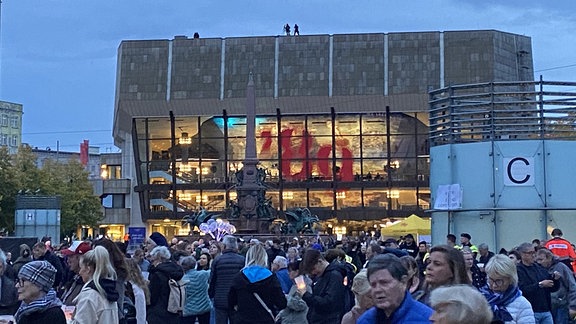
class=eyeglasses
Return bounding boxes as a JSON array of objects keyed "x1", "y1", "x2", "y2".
[
  {"x1": 487, "y1": 277, "x2": 505, "y2": 286},
  {"x1": 521, "y1": 251, "x2": 535, "y2": 255},
  {"x1": 16, "y1": 278, "x2": 27, "y2": 286}
]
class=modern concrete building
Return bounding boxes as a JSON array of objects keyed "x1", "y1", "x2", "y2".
[
  {"x1": 0, "y1": 101, "x2": 23, "y2": 154},
  {"x1": 112, "y1": 30, "x2": 533, "y2": 237}
]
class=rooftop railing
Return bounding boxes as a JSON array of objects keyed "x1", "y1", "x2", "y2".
[{"x1": 429, "y1": 79, "x2": 576, "y2": 147}]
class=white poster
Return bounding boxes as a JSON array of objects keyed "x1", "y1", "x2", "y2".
[{"x1": 434, "y1": 184, "x2": 462, "y2": 210}]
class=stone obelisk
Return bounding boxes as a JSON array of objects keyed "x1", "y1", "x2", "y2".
[{"x1": 234, "y1": 73, "x2": 267, "y2": 231}]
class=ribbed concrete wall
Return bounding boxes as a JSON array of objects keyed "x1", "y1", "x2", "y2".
[{"x1": 115, "y1": 30, "x2": 533, "y2": 104}]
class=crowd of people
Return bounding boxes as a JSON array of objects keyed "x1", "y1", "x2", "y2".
[{"x1": 0, "y1": 227, "x2": 574, "y2": 323}]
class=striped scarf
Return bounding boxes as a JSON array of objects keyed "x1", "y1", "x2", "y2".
[{"x1": 14, "y1": 288, "x2": 63, "y2": 322}]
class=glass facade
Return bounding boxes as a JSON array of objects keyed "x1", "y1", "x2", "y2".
[{"x1": 133, "y1": 111, "x2": 430, "y2": 229}]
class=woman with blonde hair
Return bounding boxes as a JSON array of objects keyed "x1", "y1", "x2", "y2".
[
  {"x1": 72, "y1": 246, "x2": 119, "y2": 324},
  {"x1": 429, "y1": 284, "x2": 492, "y2": 323},
  {"x1": 228, "y1": 244, "x2": 287, "y2": 324},
  {"x1": 125, "y1": 258, "x2": 150, "y2": 324},
  {"x1": 480, "y1": 254, "x2": 535, "y2": 323}
]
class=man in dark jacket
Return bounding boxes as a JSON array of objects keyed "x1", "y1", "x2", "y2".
[
  {"x1": 517, "y1": 242, "x2": 559, "y2": 324},
  {"x1": 32, "y1": 242, "x2": 63, "y2": 288},
  {"x1": 209, "y1": 235, "x2": 245, "y2": 324},
  {"x1": 300, "y1": 248, "x2": 347, "y2": 324},
  {"x1": 399, "y1": 234, "x2": 418, "y2": 258}
]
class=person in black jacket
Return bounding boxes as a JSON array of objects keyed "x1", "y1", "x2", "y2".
[
  {"x1": 209, "y1": 235, "x2": 246, "y2": 324},
  {"x1": 146, "y1": 246, "x2": 184, "y2": 323},
  {"x1": 14, "y1": 260, "x2": 66, "y2": 324},
  {"x1": 32, "y1": 242, "x2": 63, "y2": 288},
  {"x1": 299, "y1": 248, "x2": 347, "y2": 324},
  {"x1": 228, "y1": 244, "x2": 287, "y2": 324},
  {"x1": 517, "y1": 242, "x2": 559, "y2": 323}
]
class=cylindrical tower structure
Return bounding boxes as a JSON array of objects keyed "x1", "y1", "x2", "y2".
[{"x1": 429, "y1": 80, "x2": 576, "y2": 250}]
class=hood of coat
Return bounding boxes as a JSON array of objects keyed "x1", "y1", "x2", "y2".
[
  {"x1": 87, "y1": 278, "x2": 119, "y2": 302},
  {"x1": 19, "y1": 244, "x2": 31, "y2": 258},
  {"x1": 241, "y1": 265, "x2": 273, "y2": 284},
  {"x1": 151, "y1": 261, "x2": 184, "y2": 280}
]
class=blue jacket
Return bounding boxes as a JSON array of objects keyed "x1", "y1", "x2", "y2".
[
  {"x1": 183, "y1": 269, "x2": 211, "y2": 316},
  {"x1": 357, "y1": 291, "x2": 433, "y2": 324},
  {"x1": 275, "y1": 268, "x2": 293, "y2": 294}
]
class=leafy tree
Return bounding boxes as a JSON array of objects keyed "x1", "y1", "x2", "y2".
[
  {"x1": 0, "y1": 147, "x2": 18, "y2": 233},
  {"x1": 39, "y1": 159, "x2": 103, "y2": 237}
]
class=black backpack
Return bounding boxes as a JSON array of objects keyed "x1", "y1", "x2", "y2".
[{"x1": 123, "y1": 281, "x2": 137, "y2": 324}]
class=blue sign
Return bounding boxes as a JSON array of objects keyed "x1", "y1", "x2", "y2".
[{"x1": 128, "y1": 227, "x2": 146, "y2": 250}]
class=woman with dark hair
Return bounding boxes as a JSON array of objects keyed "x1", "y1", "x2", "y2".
[
  {"x1": 92, "y1": 238, "x2": 129, "y2": 324},
  {"x1": 508, "y1": 249, "x2": 522, "y2": 264},
  {"x1": 298, "y1": 248, "x2": 347, "y2": 324},
  {"x1": 416, "y1": 244, "x2": 470, "y2": 305},
  {"x1": 196, "y1": 252, "x2": 211, "y2": 271},
  {"x1": 276, "y1": 259, "x2": 311, "y2": 324},
  {"x1": 228, "y1": 244, "x2": 287, "y2": 324}
]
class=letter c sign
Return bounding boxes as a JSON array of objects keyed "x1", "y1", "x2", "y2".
[{"x1": 503, "y1": 157, "x2": 534, "y2": 186}]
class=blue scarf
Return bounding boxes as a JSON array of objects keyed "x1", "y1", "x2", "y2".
[
  {"x1": 14, "y1": 288, "x2": 63, "y2": 322},
  {"x1": 480, "y1": 284, "x2": 521, "y2": 322}
]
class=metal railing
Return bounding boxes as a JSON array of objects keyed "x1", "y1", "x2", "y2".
[{"x1": 429, "y1": 79, "x2": 576, "y2": 146}]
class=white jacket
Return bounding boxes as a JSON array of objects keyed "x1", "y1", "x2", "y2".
[
  {"x1": 505, "y1": 295, "x2": 535, "y2": 324},
  {"x1": 71, "y1": 285, "x2": 119, "y2": 324}
]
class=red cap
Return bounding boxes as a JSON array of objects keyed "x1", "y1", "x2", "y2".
[{"x1": 61, "y1": 241, "x2": 92, "y2": 256}]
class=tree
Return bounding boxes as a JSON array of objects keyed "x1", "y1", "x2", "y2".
[
  {"x1": 0, "y1": 147, "x2": 18, "y2": 233},
  {"x1": 39, "y1": 159, "x2": 103, "y2": 237}
]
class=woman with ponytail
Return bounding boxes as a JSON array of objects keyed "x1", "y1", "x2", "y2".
[{"x1": 71, "y1": 245, "x2": 119, "y2": 324}]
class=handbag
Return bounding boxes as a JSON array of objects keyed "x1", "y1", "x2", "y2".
[{"x1": 253, "y1": 292, "x2": 276, "y2": 322}]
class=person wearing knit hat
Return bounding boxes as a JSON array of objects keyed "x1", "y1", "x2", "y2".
[
  {"x1": 14, "y1": 260, "x2": 66, "y2": 323},
  {"x1": 342, "y1": 269, "x2": 374, "y2": 324}
]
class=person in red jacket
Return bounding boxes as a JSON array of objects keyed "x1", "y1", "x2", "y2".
[{"x1": 544, "y1": 228, "x2": 576, "y2": 272}]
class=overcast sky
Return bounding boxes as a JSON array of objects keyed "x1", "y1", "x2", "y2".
[{"x1": 1, "y1": 0, "x2": 575, "y2": 152}]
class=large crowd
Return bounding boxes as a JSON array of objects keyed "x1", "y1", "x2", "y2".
[{"x1": 0, "y1": 228, "x2": 575, "y2": 323}]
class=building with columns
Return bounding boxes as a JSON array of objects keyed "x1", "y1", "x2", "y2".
[{"x1": 112, "y1": 30, "x2": 533, "y2": 237}]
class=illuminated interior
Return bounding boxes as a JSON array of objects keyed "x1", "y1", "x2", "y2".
[{"x1": 133, "y1": 111, "x2": 430, "y2": 232}]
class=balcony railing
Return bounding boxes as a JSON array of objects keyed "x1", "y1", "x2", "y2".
[{"x1": 429, "y1": 80, "x2": 576, "y2": 147}]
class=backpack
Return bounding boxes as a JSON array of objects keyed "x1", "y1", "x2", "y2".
[
  {"x1": 167, "y1": 278, "x2": 189, "y2": 314},
  {"x1": 123, "y1": 281, "x2": 137, "y2": 324}
]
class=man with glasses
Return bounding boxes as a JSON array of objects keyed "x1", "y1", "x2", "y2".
[{"x1": 517, "y1": 242, "x2": 559, "y2": 324}]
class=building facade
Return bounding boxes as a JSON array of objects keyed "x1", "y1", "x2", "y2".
[
  {"x1": 113, "y1": 30, "x2": 533, "y2": 236},
  {"x1": 0, "y1": 101, "x2": 23, "y2": 154},
  {"x1": 32, "y1": 147, "x2": 132, "y2": 240},
  {"x1": 429, "y1": 80, "x2": 576, "y2": 251}
]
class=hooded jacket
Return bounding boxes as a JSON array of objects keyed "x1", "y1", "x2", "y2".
[
  {"x1": 228, "y1": 265, "x2": 287, "y2": 324},
  {"x1": 301, "y1": 261, "x2": 347, "y2": 324},
  {"x1": 13, "y1": 244, "x2": 32, "y2": 275},
  {"x1": 72, "y1": 279, "x2": 119, "y2": 324},
  {"x1": 146, "y1": 261, "x2": 184, "y2": 323}
]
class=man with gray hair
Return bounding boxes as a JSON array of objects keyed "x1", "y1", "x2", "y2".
[
  {"x1": 209, "y1": 236, "x2": 245, "y2": 324},
  {"x1": 478, "y1": 243, "x2": 495, "y2": 266},
  {"x1": 271, "y1": 255, "x2": 292, "y2": 294}
]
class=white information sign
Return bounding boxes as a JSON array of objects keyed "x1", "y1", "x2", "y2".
[{"x1": 434, "y1": 184, "x2": 462, "y2": 210}]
